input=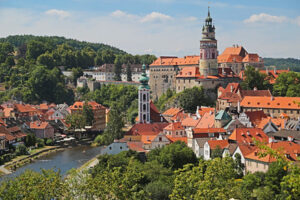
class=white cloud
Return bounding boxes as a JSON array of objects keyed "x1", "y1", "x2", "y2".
[
  {"x1": 295, "y1": 16, "x2": 300, "y2": 26},
  {"x1": 45, "y1": 9, "x2": 70, "y2": 19},
  {"x1": 140, "y1": 12, "x2": 172, "y2": 23},
  {"x1": 185, "y1": 16, "x2": 198, "y2": 22},
  {"x1": 244, "y1": 13, "x2": 288, "y2": 23},
  {"x1": 110, "y1": 10, "x2": 137, "y2": 19}
]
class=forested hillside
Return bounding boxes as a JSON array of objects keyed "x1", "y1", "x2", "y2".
[
  {"x1": 0, "y1": 35, "x2": 125, "y2": 54},
  {"x1": 264, "y1": 57, "x2": 300, "y2": 72}
]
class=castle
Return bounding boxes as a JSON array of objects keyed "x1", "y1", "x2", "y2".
[{"x1": 149, "y1": 8, "x2": 263, "y2": 100}]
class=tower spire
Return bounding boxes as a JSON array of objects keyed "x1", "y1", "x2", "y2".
[{"x1": 208, "y1": 6, "x2": 210, "y2": 17}]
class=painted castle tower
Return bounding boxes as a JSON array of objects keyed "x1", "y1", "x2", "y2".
[
  {"x1": 138, "y1": 64, "x2": 150, "y2": 123},
  {"x1": 199, "y1": 7, "x2": 218, "y2": 76}
]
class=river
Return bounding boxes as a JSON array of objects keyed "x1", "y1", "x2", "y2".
[{"x1": 0, "y1": 145, "x2": 103, "y2": 180}]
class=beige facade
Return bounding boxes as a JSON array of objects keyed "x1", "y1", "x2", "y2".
[
  {"x1": 242, "y1": 107, "x2": 300, "y2": 119},
  {"x1": 245, "y1": 158, "x2": 269, "y2": 173}
]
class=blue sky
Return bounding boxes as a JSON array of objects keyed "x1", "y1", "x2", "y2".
[{"x1": 0, "y1": 0, "x2": 299, "y2": 58}]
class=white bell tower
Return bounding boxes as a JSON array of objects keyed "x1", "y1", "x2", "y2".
[{"x1": 138, "y1": 64, "x2": 150, "y2": 123}]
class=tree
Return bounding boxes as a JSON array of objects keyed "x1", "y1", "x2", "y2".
[
  {"x1": 37, "y1": 52, "x2": 54, "y2": 69},
  {"x1": 280, "y1": 165, "x2": 300, "y2": 200},
  {"x1": 15, "y1": 144, "x2": 28, "y2": 156},
  {"x1": 178, "y1": 86, "x2": 207, "y2": 113},
  {"x1": 65, "y1": 112, "x2": 86, "y2": 130},
  {"x1": 211, "y1": 145, "x2": 223, "y2": 159},
  {"x1": 104, "y1": 103, "x2": 124, "y2": 139},
  {"x1": 114, "y1": 55, "x2": 122, "y2": 81},
  {"x1": 241, "y1": 66, "x2": 270, "y2": 90},
  {"x1": 82, "y1": 101, "x2": 94, "y2": 126},
  {"x1": 126, "y1": 64, "x2": 132, "y2": 82},
  {"x1": 273, "y1": 71, "x2": 300, "y2": 97},
  {"x1": 147, "y1": 141, "x2": 197, "y2": 170},
  {"x1": 24, "y1": 134, "x2": 37, "y2": 147},
  {"x1": 26, "y1": 40, "x2": 47, "y2": 60},
  {"x1": 0, "y1": 169, "x2": 67, "y2": 200}
]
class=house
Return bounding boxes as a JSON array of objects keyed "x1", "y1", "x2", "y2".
[
  {"x1": 231, "y1": 144, "x2": 257, "y2": 174},
  {"x1": 194, "y1": 138, "x2": 210, "y2": 158},
  {"x1": 244, "y1": 110, "x2": 267, "y2": 127},
  {"x1": 257, "y1": 117, "x2": 286, "y2": 133},
  {"x1": 244, "y1": 141, "x2": 300, "y2": 173},
  {"x1": 214, "y1": 110, "x2": 232, "y2": 128},
  {"x1": 0, "y1": 133, "x2": 6, "y2": 153},
  {"x1": 268, "y1": 130, "x2": 300, "y2": 144},
  {"x1": 30, "y1": 121, "x2": 54, "y2": 139},
  {"x1": 103, "y1": 140, "x2": 129, "y2": 155},
  {"x1": 187, "y1": 128, "x2": 226, "y2": 149},
  {"x1": 162, "y1": 107, "x2": 183, "y2": 123},
  {"x1": 163, "y1": 122, "x2": 186, "y2": 137},
  {"x1": 0, "y1": 125, "x2": 16, "y2": 148},
  {"x1": 203, "y1": 140, "x2": 229, "y2": 160},
  {"x1": 196, "y1": 106, "x2": 215, "y2": 119},
  {"x1": 223, "y1": 118, "x2": 246, "y2": 135},
  {"x1": 69, "y1": 101, "x2": 106, "y2": 132},
  {"x1": 241, "y1": 96, "x2": 300, "y2": 118},
  {"x1": 14, "y1": 104, "x2": 38, "y2": 117},
  {"x1": 285, "y1": 117, "x2": 300, "y2": 131},
  {"x1": 144, "y1": 132, "x2": 171, "y2": 149},
  {"x1": 228, "y1": 128, "x2": 269, "y2": 144},
  {"x1": 222, "y1": 143, "x2": 238, "y2": 158}
]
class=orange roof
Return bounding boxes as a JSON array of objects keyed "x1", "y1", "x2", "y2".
[
  {"x1": 245, "y1": 111, "x2": 268, "y2": 127},
  {"x1": 221, "y1": 46, "x2": 246, "y2": 56},
  {"x1": 166, "y1": 135, "x2": 187, "y2": 144},
  {"x1": 207, "y1": 140, "x2": 229, "y2": 150},
  {"x1": 30, "y1": 121, "x2": 50, "y2": 129},
  {"x1": 245, "y1": 141, "x2": 300, "y2": 163},
  {"x1": 238, "y1": 144, "x2": 257, "y2": 156},
  {"x1": 195, "y1": 112, "x2": 215, "y2": 128},
  {"x1": 15, "y1": 104, "x2": 37, "y2": 113},
  {"x1": 164, "y1": 122, "x2": 184, "y2": 131},
  {"x1": 218, "y1": 54, "x2": 243, "y2": 63},
  {"x1": 193, "y1": 128, "x2": 226, "y2": 134},
  {"x1": 181, "y1": 117, "x2": 200, "y2": 127},
  {"x1": 70, "y1": 101, "x2": 105, "y2": 110},
  {"x1": 127, "y1": 141, "x2": 146, "y2": 152},
  {"x1": 229, "y1": 128, "x2": 269, "y2": 144},
  {"x1": 241, "y1": 96, "x2": 300, "y2": 110},
  {"x1": 140, "y1": 135, "x2": 157, "y2": 144},
  {"x1": 171, "y1": 111, "x2": 189, "y2": 122},
  {"x1": 162, "y1": 107, "x2": 182, "y2": 116},
  {"x1": 197, "y1": 107, "x2": 215, "y2": 117},
  {"x1": 3, "y1": 107, "x2": 13, "y2": 117},
  {"x1": 150, "y1": 56, "x2": 200, "y2": 66},
  {"x1": 258, "y1": 117, "x2": 285, "y2": 129},
  {"x1": 39, "y1": 103, "x2": 49, "y2": 110},
  {"x1": 176, "y1": 67, "x2": 200, "y2": 78},
  {"x1": 242, "y1": 53, "x2": 260, "y2": 62}
]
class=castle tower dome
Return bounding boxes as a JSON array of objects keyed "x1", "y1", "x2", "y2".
[
  {"x1": 138, "y1": 64, "x2": 150, "y2": 123},
  {"x1": 199, "y1": 7, "x2": 218, "y2": 76}
]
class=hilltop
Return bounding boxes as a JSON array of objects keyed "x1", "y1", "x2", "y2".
[{"x1": 263, "y1": 57, "x2": 300, "y2": 72}]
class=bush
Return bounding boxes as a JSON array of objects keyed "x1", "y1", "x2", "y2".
[
  {"x1": 16, "y1": 144, "x2": 29, "y2": 156},
  {"x1": 37, "y1": 138, "x2": 45, "y2": 148},
  {"x1": 94, "y1": 134, "x2": 113, "y2": 146},
  {"x1": 45, "y1": 139, "x2": 53, "y2": 146}
]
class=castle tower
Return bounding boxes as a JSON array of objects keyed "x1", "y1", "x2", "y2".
[
  {"x1": 138, "y1": 64, "x2": 150, "y2": 123},
  {"x1": 199, "y1": 7, "x2": 218, "y2": 76}
]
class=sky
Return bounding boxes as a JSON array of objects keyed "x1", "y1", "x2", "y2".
[{"x1": 0, "y1": 0, "x2": 300, "y2": 58}]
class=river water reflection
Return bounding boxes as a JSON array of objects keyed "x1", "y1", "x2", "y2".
[{"x1": 1, "y1": 145, "x2": 103, "y2": 180}]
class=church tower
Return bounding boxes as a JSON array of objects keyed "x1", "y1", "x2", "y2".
[
  {"x1": 199, "y1": 7, "x2": 218, "y2": 76},
  {"x1": 138, "y1": 64, "x2": 150, "y2": 123}
]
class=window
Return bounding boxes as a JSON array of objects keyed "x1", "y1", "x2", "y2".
[
  {"x1": 120, "y1": 146, "x2": 122, "y2": 149},
  {"x1": 109, "y1": 147, "x2": 112, "y2": 150},
  {"x1": 205, "y1": 150, "x2": 208, "y2": 155},
  {"x1": 159, "y1": 137, "x2": 162, "y2": 142}
]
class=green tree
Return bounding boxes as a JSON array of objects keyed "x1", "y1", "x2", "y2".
[
  {"x1": 280, "y1": 165, "x2": 300, "y2": 200},
  {"x1": 126, "y1": 64, "x2": 132, "y2": 82},
  {"x1": 65, "y1": 112, "x2": 86, "y2": 130},
  {"x1": 26, "y1": 40, "x2": 47, "y2": 60},
  {"x1": 241, "y1": 66, "x2": 270, "y2": 90},
  {"x1": 15, "y1": 144, "x2": 28, "y2": 156},
  {"x1": 273, "y1": 71, "x2": 300, "y2": 97},
  {"x1": 82, "y1": 101, "x2": 94, "y2": 126},
  {"x1": 37, "y1": 52, "x2": 54, "y2": 69},
  {"x1": 147, "y1": 141, "x2": 197, "y2": 170},
  {"x1": 178, "y1": 86, "x2": 207, "y2": 113},
  {"x1": 104, "y1": 103, "x2": 124, "y2": 139},
  {"x1": 0, "y1": 169, "x2": 67, "y2": 200},
  {"x1": 24, "y1": 134, "x2": 37, "y2": 147}
]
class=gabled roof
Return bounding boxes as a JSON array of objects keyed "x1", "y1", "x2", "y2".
[
  {"x1": 245, "y1": 111, "x2": 268, "y2": 127},
  {"x1": 242, "y1": 54, "x2": 261, "y2": 63},
  {"x1": 197, "y1": 107, "x2": 215, "y2": 117},
  {"x1": 181, "y1": 117, "x2": 200, "y2": 127},
  {"x1": 171, "y1": 111, "x2": 189, "y2": 122},
  {"x1": 241, "y1": 96, "x2": 300, "y2": 110},
  {"x1": 15, "y1": 104, "x2": 37, "y2": 113},
  {"x1": 229, "y1": 128, "x2": 269, "y2": 144},
  {"x1": 164, "y1": 122, "x2": 185, "y2": 131},
  {"x1": 30, "y1": 121, "x2": 50, "y2": 129},
  {"x1": 207, "y1": 140, "x2": 229, "y2": 150},
  {"x1": 238, "y1": 144, "x2": 257, "y2": 156},
  {"x1": 195, "y1": 112, "x2": 215, "y2": 128},
  {"x1": 162, "y1": 107, "x2": 182, "y2": 116},
  {"x1": 195, "y1": 138, "x2": 211, "y2": 148},
  {"x1": 166, "y1": 135, "x2": 187, "y2": 144},
  {"x1": 127, "y1": 141, "x2": 147, "y2": 152},
  {"x1": 150, "y1": 56, "x2": 200, "y2": 66},
  {"x1": 126, "y1": 123, "x2": 169, "y2": 136},
  {"x1": 258, "y1": 117, "x2": 285, "y2": 129},
  {"x1": 245, "y1": 141, "x2": 300, "y2": 163}
]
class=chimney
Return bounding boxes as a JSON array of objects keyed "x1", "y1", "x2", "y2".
[
  {"x1": 253, "y1": 87, "x2": 257, "y2": 91},
  {"x1": 270, "y1": 96, "x2": 274, "y2": 101},
  {"x1": 237, "y1": 101, "x2": 241, "y2": 113},
  {"x1": 230, "y1": 85, "x2": 233, "y2": 92}
]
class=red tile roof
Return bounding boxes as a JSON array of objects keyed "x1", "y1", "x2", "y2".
[
  {"x1": 0, "y1": 125, "x2": 15, "y2": 141},
  {"x1": 126, "y1": 123, "x2": 169, "y2": 136},
  {"x1": 166, "y1": 135, "x2": 187, "y2": 144},
  {"x1": 207, "y1": 140, "x2": 229, "y2": 150},
  {"x1": 245, "y1": 141, "x2": 300, "y2": 163},
  {"x1": 242, "y1": 53, "x2": 260, "y2": 63},
  {"x1": 162, "y1": 107, "x2": 182, "y2": 116},
  {"x1": 241, "y1": 96, "x2": 300, "y2": 110},
  {"x1": 258, "y1": 117, "x2": 285, "y2": 129},
  {"x1": 229, "y1": 128, "x2": 269, "y2": 144},
  {"x1": 238, "y1": 144, "x2": 257, "y2": 156},
  {"x1": 171, "y1": 111, "x2": 189, "y2": 122},
  {"x1": 195, "y1": 112, "x2": 215, "y2": 128},
  {"x1": 197, "y1": 107, "x2": 215, "y2": 117},
  {"x1": 245, "y1": 111, "x2": 268, "y2": 127},
  {"x1": 127, "y1": 141, "x2": 147, "y2": 152},
  {"x1": 176, "y1": 67, "x2": 200, "y2": 78},
  {"x1": 164, "y1": 122, "x2": 184, "y2": 131},
  {"x1": 70, "y1": 101, "x2": 105, "y2": 110},
  {"x1": 30, "y1": 121, "x2": 50, "y2": 129},
  {"x1": 193, "y1": 128, "x2": 226, "y2": 134},
  {"x1": 39, "y1": 103, "x2": 49, "y2": 110},
  {"x1": 15, "y1": 104, "x2": 37, "y2": 113},
  {"x1": 150, "y1": 56, "x2": 200, "y2": 66},
  {"x1": 181, "y1": 117, "x2": 200, "y2": 127}
]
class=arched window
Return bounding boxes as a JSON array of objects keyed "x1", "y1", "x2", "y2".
[
  {"x1": 143, "y1": 94, "x2": 146, "y2": 101},
  {"x1": 143, "y1": 104, "x2": 146, "y2": 111},
  {"x1": 143, "y1": 114, "x2": 146, "y2": 121}
]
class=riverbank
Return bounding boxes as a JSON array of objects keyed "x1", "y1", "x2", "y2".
[{"x1": 0, "y1": 146, "x2": 63, "y2": 175}]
